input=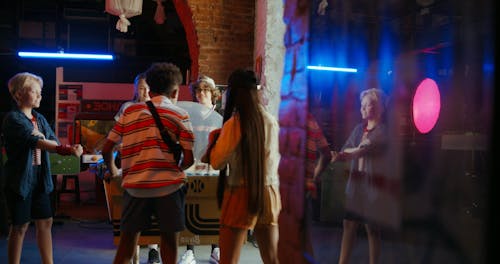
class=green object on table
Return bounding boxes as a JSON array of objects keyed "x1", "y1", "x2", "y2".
[{"x1": 49, "y1": 153, "x2": 80, "y2": 174}]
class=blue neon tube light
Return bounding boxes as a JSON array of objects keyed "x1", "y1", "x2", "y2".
[
  {"x1": 18, "y1": 51, "x2": 114, "y2": 60},
  {"x1": 307, "y1": 65, "x2": 358, "y2": 73}
]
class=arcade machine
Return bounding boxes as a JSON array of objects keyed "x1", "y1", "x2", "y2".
[
  {"x1": 101, "y1": 100, "x2": 224, "y2": 246},
  {"x1": 74, "y1": 101, "x2": 223, "y2": 247}
]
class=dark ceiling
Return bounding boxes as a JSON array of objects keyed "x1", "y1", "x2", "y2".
[
  {"x1": 308, "y1": 0, "x2": 492, "y2": 78},
  {"x1": 0, "y1": 0, "x2": 489, "y2": 83},
  {"x1": 0, "y1": 0, "x2": 493, "y2": 118},
  {"x1": 0, "y1": 0, "x2": 190, "y2": 83},
  {"x1": 0, "y1": 0, "x2": 191, "y2": 118}
]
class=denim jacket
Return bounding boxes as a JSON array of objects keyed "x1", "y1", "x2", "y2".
[{"x1": 2, "y1": 108, "x2": 58, "y2": 199}]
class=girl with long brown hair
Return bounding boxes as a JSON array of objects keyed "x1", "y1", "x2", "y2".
[{"x1": 202, "y1": 69, "x2": 281, "y2": 264}]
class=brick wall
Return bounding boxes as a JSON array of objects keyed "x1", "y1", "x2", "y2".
[{"x1": 182, "y1": 0, "x2": 255, "y2": 85}]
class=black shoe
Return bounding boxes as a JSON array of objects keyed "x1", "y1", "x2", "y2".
[
  {"x1": 148, "y1": 248, "x2": 160, "y2": 264},
  {"x1": 247, "y1": 230, "x2": 258, "y2": 248}
]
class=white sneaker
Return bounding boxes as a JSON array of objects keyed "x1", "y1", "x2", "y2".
[
  {"x1": 209, "y1": 247, "x2": 220, "y2": 264},
  {"x1": 178, "y1": 249, "x2": 196, "y2": 264}
]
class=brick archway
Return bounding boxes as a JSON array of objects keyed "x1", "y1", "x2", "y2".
[{"x1": 172, "y1": 0, "x2": 199, "y2": 81}]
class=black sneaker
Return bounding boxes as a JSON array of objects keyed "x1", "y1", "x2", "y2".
[
  {"x1": 248, "y1": 230, "x2": 258, "y2": 248},
  {"x1": 148, "y1": 248, "x2": 160, "y2": 264}
]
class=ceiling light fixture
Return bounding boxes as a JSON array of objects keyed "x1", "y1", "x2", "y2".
[
  {"x1": 307, "y1": 65, "x2": 358, "y2": 73},
  {"x1": 18, "y1": 51, "x2": 114, "y2": 60}
]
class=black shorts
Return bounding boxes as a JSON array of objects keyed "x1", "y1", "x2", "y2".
[
  {"x1": 120, "y1": 188, "x2": 185, "y2": 234},
  {"x1": 6, "y1": 166, "x2": 53, "y2": 226}
]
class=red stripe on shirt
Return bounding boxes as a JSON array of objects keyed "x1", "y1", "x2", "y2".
[{"x1": 122, "y1": 178, "x2": 185, "y2": 188}]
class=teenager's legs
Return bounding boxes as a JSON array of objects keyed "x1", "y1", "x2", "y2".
[
  {"x1": 34, "y1": 217, "x2": 53, "y2": 264},
  {"x1": 113, "y1": 231, "x2": 140, "y2": 264},
  {"x1": 219, "y1": 225, "x2": 247, "y2": 264},
  {"x1": 338, "y1": 219, "x2": 359, "y2": 264},
  {"x1": 365, "y1": 224, "x2": 381, "y2": 264},
  {"x1": 132, "y1": 245, "x2": 140, "y2": 264},
  {"x1": 159, "y1": 231, "x2": 178, "y2": 264},
  {"x1": 7, "y1": 223, "x2": 29, "y2": 264},
  {"x1": 253, "y1": 224, "x2": 279, "y2": 264}
]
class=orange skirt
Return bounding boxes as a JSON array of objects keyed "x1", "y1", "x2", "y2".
[{"x1": 220, "y1": 185, "x2": 281, "y2": 230}]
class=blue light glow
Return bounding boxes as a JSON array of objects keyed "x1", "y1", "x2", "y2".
[
  {"x1": 307, "y1": 65, "x2": 358, "y2": 73},
  {"x1": 377, "y1": 21, "x2": 397, "y2": 94},
  {"x1": 18, "y1": 51, "x2": 114, "y2": 60},
  {"x1": 483, "y1": 63, "x2": 494, "y2": 73}
]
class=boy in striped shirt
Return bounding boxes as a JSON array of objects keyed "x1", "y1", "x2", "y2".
[{"x1": 103, "y1": 62, "x2": 195, "y2": 264}]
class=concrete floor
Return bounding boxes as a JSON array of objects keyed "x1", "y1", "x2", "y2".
[
  {"x1": 0, "y1": 217, "x2": 467, "y2": 264},
  {"x1": 0, "y1": 187, "x2": 471, "y2": 264},
  {"x1": 0, "y1": 219, "x2": 262, "y2": 264}
]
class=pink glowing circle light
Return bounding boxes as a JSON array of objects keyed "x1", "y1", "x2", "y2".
[{"x1": 412, "y1": 78, "x2": 441, "y2": 134}]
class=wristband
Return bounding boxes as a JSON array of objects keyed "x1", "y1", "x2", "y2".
[
  {"x1": 305, "y1": 178, "x2": 316, "y2": 191},
  {"x1": 56, "y1": 144, "x2": 73, "y2": 156}
]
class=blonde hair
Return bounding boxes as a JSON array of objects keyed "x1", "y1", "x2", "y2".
[
  {"x1": 360, "y1": 88, "x2": 387, "y2": 113},
  {"x1": 8, "y1": 72, "x2": 43, "y2": 105}
]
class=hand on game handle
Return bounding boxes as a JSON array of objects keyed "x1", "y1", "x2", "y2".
[{"x1": 201, "y1": 128, "x2": 221, "y2": 163}]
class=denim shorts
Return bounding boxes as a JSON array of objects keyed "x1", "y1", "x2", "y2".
[{"x1": 6, "y1": 166, "x2": 53, "y2": 225}]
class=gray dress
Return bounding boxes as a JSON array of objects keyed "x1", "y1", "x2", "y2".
[{"x1": 341, "y1": 122, "x2": 399, "y2": 227}]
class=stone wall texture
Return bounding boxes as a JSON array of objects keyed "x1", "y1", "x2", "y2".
[{"x1": 254, "y1": 0, "x2": 285, "y2": 118}]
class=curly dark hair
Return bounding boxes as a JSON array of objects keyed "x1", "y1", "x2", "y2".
[{"x1": 145, "y1": 62, "x2": 183, "y2": 96}]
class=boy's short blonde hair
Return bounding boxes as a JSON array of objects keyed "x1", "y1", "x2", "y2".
[{"x1": 8, "y1": 72, "x2": 43, "y2": 105}]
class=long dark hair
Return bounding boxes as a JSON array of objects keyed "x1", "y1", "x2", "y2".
[{"x1": 220, "y1": 69, "x2": 266, "y2": 215}]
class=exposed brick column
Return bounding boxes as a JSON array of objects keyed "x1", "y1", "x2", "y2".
[{"x1": 278, "y1": 0, "x2": 310, "y2": 263}]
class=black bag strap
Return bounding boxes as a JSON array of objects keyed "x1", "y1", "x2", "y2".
[{"x1": 145, "y1": 101, "x2": 178, "y2": 151}]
